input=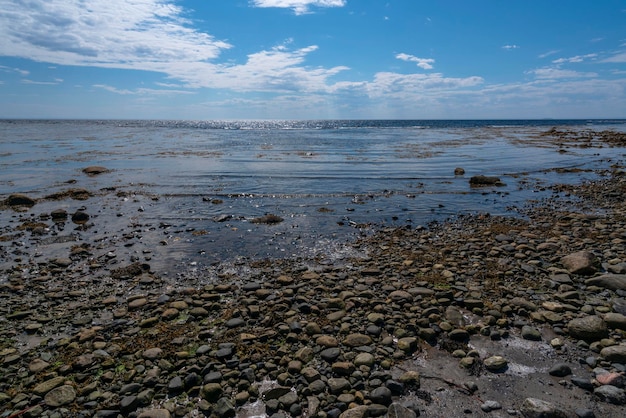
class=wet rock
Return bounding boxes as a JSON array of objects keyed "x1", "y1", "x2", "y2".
[
  {"x1": 82, "y1": 166, "x2": 109, "y2": 175},
  {"x1": 3, "y1": 193, "x2": 36, "y2": 207},
  {"x1": 71, "y1": 210, "x2": 90, "y2": 225},
  {"x1": 469, "y1": 175, "x2": 505, "y2": 187},
  {"x1": 214, "y1": 397, "x2": 236, "y2": 417},
  {"x1": 201, "y1": 383, "x2": 223, "y2": 402},
  {"x1": 454, "y1": 167, "x2": 465, "y2": 176}
]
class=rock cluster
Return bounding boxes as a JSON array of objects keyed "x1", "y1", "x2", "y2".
[{"x1": 1, "y1": 165, "x2": 626, "y2": 417}]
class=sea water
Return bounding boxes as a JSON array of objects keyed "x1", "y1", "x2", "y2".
[{"x1": 1, "y1": 119, "x2": 625, "y2": 271}]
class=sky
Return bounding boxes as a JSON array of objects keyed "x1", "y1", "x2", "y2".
[{"x1": 1, "y1": 0, "x2": 625, "y2": 120}]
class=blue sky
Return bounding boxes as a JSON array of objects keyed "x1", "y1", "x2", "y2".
[{"x1": 1, "y1": 0, "x2": 625, "y2": 119}]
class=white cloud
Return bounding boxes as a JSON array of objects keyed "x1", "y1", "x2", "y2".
[
  {"x1": 603, "y1": 51, "x2": 626, "y2": 63},
  {"x1": 502, "y1": 45, "x2": 520, "y2": 50},
  {"x1": 94, "y1": 84, "x2": 196, "y2": 96},
  {"x1": 0, "y1": 65, "x2": 29, "y2": 76},
  {"x1": 538, "y1": 50, "x2": 560, "y2": 59},
  {"x1": 0, "y1": 0, "x2": 349, "y2": 94},
  {"x1": 527, "y1": 68, "x2": 598, "y2": 79},
  {"x1": 396, "y1": 53, "x2": 435, "y2": 70},
  {"x1": 552, "y1": 54, "x2": 597, "y2": 64},
  {"x1": 21, "y1": 78, "x2": 63, "y2": 85},
  {"x1": 0, "y1": 0, "x2": 231, "y2": 67},
  {"x1": 251, "y1": 0, "x2": 346, "y2": 15}
]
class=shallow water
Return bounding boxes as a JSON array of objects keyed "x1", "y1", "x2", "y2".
[{"x1": 1, "y1": 119, "x2": 626, "y2": 273}]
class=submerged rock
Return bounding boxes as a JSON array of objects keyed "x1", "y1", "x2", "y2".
[{"x1": 469, "y1": 175, "x2": 505, "y2": 186}]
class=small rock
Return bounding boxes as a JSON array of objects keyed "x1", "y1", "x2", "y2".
[
  {"x1": 481, "y1": 400, "x2": 502, "y2": 412},
  {"x1": 4, "y1": 193, "x2": 36, "y2": 207},
  {"x1": 369, "y1": 386, "x2": 392, "y2": 406},
  {"x1": 520, "y1": 397, "x2": 568, "y2": 418},
  {"x1": 521, "y1": 325, "x2": 542, "y2": 341},
  {"x1": 484, "y1": 356, "x2": 507, "y2": 372},
  {"x1": 44, "y1": 385, "x2": 76, "y2": 407},
  {"x1": 594, "y1": 385, "x2": 626, "y2": 405},
  {"x1": 600, "y1": 345, "x2": 626, "y2": 363},
  {"x1": 82, "y1": 166, "x2": 109, "y2": 175},
  {"x1": 548, "y1": 363, "x2": 572, "y2": 377},
  {"x1": 469, "y1": 175, "x2": 505, "y2": 186}
]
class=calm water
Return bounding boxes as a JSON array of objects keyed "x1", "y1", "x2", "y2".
[{"x1": 1, "y1": 119, "x2": 626, "y2": 270}]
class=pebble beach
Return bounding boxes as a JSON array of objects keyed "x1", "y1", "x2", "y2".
[{"x1": 2, "y1": 128, "x2": 626, "y2": 418}]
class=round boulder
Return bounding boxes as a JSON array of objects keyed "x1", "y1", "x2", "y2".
[{"x1": 567, "y1": 315, "x2": 608, "y2": 343}]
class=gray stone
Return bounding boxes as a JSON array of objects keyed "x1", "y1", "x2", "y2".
[
  {"x1": 167, "y1": 376, "x2": 184, "y2": 393},
  {"x1": 44, "y1": 385, "x2": 76, "y2": 407},
  {"x1": 561, "y1": 251, "x2": 598, "y2": 275},
  {"x1": 585, "y1": 274, "x2": 626, "y2": 291},
  {"x1": 278, "y1": 391, "x2": 299, "y2": 407},
  {"x1": 264, "y1": 386, "x2": 292, "y2": 400},
  {"x1": 484, "y1": 356, "x2": 508, "y2": 372},
  {"x1": 521, "y1": 325, "x2": 542, "y2": 341},
  {"x1": 138, "y1": 410, "x2": 171, "y2": 418},
  {"x1": 328, "y1": 377, "x2": 351, "y2": 394},
  {"x1": 224, "y1": 318, "x2": 245, "y2": 328},
  {"x1": 33, "y1": 376, "x2": 66, "y2": 396},
  {"x1": 600, "y1": 345, "x2": 626, "y2": 363},
  {"x1": 567, "y1": 316, "x2": 608, "y2": 342},
  {"x1": 142, "y1": 347, "x2": 163, "y2": 360},
  {"x1": 201, "y1": 383, "x2": 223, "y2": 402},
  {"x1": 214, "y1": 397, "x2": 236, "y2": 417},
  {"x1": 604, "y1": 313, "x2": 626, "y2": 330},
  {"x1": 520, "y1": 397, "x2": 568, "y2": 418},
  {"x1": 343, "y1": 333, "x2": 372, "y2": 347},
  {"x1": 369, "y1": 386, "x2": 392, "y2": 406},
  {"x1": 481, "y1": 400, "x2": 502, "y2": 412},
  {"x1": 548, "y1": 363, "x2": 572, "y2": 377},
  {"x1": 339, "y1": 405, "x2": 369, "y2": 418},
  {"x1": 386, "y1": 403, "x2": 417, "y2": 418},
  {"x1": 120, "y1": 395, "x2": 139, "y2": 412},
  {"x1": 594, "y1": 385, "x2": 626, "y2": 405}
]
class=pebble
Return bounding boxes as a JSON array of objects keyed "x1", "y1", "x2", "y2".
[{"x1": 3, "y1": 153, "x2": 626, "y2": 417}]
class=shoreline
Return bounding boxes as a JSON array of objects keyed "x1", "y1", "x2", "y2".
[{"x1": 2, "y1": 131, "x2": 626, "y2": 417}]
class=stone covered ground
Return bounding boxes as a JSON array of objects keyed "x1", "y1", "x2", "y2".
[{"x1": 2, "y1": 130, "x2": 626, "y2": 417}]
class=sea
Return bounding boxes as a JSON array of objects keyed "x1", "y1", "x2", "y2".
[{"x1": 1, "y1": 119, "x2": 626, "y2": 273}]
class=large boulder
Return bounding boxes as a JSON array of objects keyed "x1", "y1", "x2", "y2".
[
  {"x1": 561, "y1": 251, "x2": 598, "y2": 275},
  {"x1": 586, "y1": 274, "x2": 626, "y2": 291},
  {"x1": 567, "y1": 315, "x2": 608, "y2": 342}
]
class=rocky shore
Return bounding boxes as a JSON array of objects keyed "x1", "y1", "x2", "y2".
[{"x1": 2, "y1": 130, "x2": 626, "y2": 418}]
